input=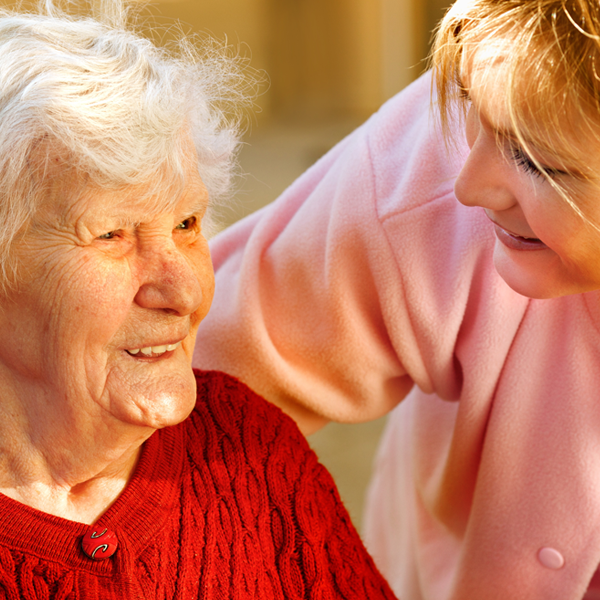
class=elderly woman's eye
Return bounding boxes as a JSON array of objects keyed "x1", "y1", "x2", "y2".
[
  {"x1": 175, "y1": 217, "x2": 197, "y2": 230},
  {"x1": 97, "y1": 231, "x2": 117, "y2": 240}
]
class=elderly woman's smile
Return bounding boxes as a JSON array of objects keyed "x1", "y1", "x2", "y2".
[{"x1": 126, "y1": 343, "x2": 181, "y2": 357}]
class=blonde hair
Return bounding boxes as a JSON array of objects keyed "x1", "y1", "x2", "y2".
[
  {"x1": 431, "y1": 0, "x2": 600, "y2": 217},
  {"x1": 0, "y1": 0, "x2": 254, "y2": 287}
]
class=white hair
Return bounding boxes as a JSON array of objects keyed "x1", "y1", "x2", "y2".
[{"x1": 0, "y1": 0, "x2": 253, "y2": 285}]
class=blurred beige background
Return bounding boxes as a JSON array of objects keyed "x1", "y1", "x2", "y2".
[{"x1": 2, "y1": 0, "x2": 452, "y2": 533}]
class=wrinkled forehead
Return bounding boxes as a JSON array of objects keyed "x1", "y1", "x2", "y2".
[
  {"x1": 85, "y1": 173, "x2": 207, "y2": 219},
  {"x1": 33, "y1": 133, "x2": 208, "y2": 223},
  {"x1": 30, "y1": 173, "x2": 207, "y2": 242}
]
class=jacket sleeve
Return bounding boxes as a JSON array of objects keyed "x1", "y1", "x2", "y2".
[{"x1": 193, "y1": 72, "x2": 464, "y2": 434}]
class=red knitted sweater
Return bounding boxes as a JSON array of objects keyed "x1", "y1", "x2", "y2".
[{"x1": 0, "y1": 370, "x2": 397, "y2": 599}]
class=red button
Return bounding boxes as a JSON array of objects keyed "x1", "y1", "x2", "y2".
[{"x1": 81, "y1": 527, "x2": 118, "y2": 560}]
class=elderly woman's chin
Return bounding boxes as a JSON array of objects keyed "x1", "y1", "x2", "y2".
[{"x1": 104, "y1": 349, "x2": 201, "y2": 429}]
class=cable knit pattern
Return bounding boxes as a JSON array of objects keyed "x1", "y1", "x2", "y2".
[{"x1": 0, "y1": 370, "x2": 397, "y2": 599}]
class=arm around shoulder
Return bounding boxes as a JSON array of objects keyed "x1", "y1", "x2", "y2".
[{"x1": 194, "y1": 73, "x2": 455, "y2": 434}]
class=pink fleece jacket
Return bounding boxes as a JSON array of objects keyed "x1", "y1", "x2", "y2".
[{"x1": 193, "y1": 72, "x2": 600, "y2": 599}]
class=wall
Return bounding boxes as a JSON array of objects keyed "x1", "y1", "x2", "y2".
[
  {"x1": 0, "y1": 0, "x2": 448, "y2": 119},
  {"x1": 148, "y1": 0, "x2": 431, "y2": 119},
  {"x1": 267, "y1": 0, "x2": 426, "y2": 119}
]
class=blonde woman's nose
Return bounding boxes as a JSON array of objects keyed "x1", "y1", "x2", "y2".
[{"x1": 455, "y1": 105, "x2": 519, "y2": 212}]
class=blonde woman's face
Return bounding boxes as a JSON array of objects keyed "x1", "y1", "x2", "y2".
[{"x1": 454, "y1": 60, "x2": 600, "y2": 299}]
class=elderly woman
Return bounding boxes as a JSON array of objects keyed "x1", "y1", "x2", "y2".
[{"x1": 0, "y1": 2, "x2": 398, "y2": 599}]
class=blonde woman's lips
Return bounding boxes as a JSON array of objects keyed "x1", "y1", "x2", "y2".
[
  {"x1": 485, "y1": 213, "x2": 548, "y2": 252},
  {"x1": 493, "y1": 223, "x2": 548, "y2": 251},
  {"x1": 126, "y1": 341, "x2": 181, "y2": 357}
]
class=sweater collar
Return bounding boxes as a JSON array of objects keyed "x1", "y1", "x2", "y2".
[{"x1": 0, "y1": 420, "x2": 184, "y2": 572}]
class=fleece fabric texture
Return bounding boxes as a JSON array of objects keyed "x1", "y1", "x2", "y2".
[
  {"x1": 194, "y1": 72, "x2": 600, "y2": 599},
  {"x1": 0, "y1": 370, "x2": 396, "y2": 600}
]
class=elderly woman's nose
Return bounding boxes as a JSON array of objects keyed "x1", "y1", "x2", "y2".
[{"x1": 134, "y1": 243, "x2": 204, "y2": 316}]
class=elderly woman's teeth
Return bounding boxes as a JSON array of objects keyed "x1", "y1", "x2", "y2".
[{"x1": 127, "y1": 342, "x2": 181, "y2": 357}]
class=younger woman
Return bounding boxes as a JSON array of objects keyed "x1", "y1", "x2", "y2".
[{"x1": 195, "y1": 0, "x2": 600, "y2": 597}]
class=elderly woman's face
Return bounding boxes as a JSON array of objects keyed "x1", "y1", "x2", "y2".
[{"x1": 0, "y1": 150, "x2": 214, "y2": 430}]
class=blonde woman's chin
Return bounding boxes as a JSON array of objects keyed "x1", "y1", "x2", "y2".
[{"x1": 492, "y1": 243, "x2": 600, "y2": 300}]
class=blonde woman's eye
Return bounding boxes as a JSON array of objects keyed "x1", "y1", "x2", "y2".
[
  {"x1": 509, "y1": 145, "x2": 565, "y2": 180},
  {"x1": 456, "y1": 76, "x2": 471, "y2": 101},
  {"x1": 98, "y1": 231, "x2": 117, "y2": 240},
  {"x1": 175, "y1": 217, "x2": 197, "y2": 230}
]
